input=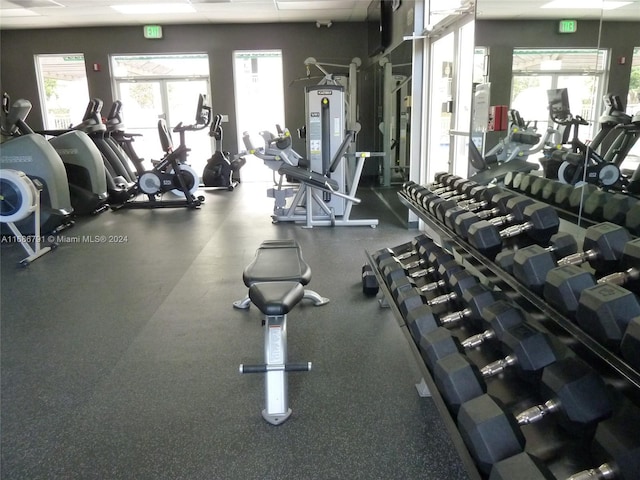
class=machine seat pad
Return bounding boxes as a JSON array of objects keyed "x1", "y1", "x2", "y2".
[
  {"x1": 248, "y1": 281, "x2": 305, "y2": 316},
  {"x1": 278, "y1": 165, "x2": 339, "y2": 191},
  {"x1": 243, "y1": 240, "x2": 311, "y2": 287}
]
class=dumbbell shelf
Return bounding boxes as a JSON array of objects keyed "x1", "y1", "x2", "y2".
[
  {"x1": 367, "y1": 188, "x2": 640, "y2": 478},
  {"x1": 364, "y1": 248, "x2": 484, "y2": 480},
  {"x1": 366, "y1": 244, "x2": 625, "y2": 479},
  {"x1": 397, "y1": 189, "x2": 640, "y2": 393}
]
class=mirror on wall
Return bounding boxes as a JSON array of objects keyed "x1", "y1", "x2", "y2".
[{"x1": 473, "y1": 1, "x2": 640, "y2": 226}]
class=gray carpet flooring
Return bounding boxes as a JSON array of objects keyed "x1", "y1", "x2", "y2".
[{"x1": 1, "y1": 170, "x2": 469, "y2": 480}]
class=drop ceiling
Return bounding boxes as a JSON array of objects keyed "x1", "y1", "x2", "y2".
[{"x1": 0, "y1": 0, "x2": 638, "y2": 30}]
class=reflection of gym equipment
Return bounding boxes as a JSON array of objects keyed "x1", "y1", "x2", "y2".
[
  {"x1": 546, "y1": 89, "x2": 623, "y2": 187},
  {"x1": 114, "y1": 95, "x2": 209, "y2": 209},
  {"x1": 483, "y1": 110, "x2": 559, "y2": 165},
  {"x1": 0, "y1": 169, "x2": 56, "y2": 266},
  {"x1": 202, "y1": 113, "x2": 246, "y2": 190},
  {"x1": 0, "y1": 95, "x2": 74, "y2": 234},
  {"x1": 379, "y1": 56, "x2": 411, "y2": 186}
]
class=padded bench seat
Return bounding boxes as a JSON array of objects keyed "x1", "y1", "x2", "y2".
[{"x1": 233, "y1": 239, "x2": 329, "y2": 309}]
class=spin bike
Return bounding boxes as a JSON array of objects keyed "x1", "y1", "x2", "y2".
[{"x1": 115, "y1": 94, "x2": 210, "y2": 209}]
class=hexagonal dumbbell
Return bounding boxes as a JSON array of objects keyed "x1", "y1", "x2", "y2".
[
  {"x1": 596, "y1": 237, "x2": 640, "y2": 294},
  {"x1": 557, "y1": 222, "x2": 631, "y2": 274},
  {"x1": 497, "y1": 232, "x2": 577, "y2": 289},
  {"x1": 602, "y1": 193, "x2": 636, "y2": 225},
  {"x1": 373, "y1": 234, "x2": 434, "y2": 264},
  {"x1": 457, "y1": 394, "x2": 526, "y2": 474},
  {"x1": 393, "y1": 263, "x2": 471, "y2": 316},
  {"x1": 384, "y1": 251, "x2": 454, "y2": 289},
  {"x1": 454, "y1": 195, "x2": 532, "y2": 240},
  {"x1": 468, "y1": 203, "x2": 560, "y2": 259},
  {"x1": 515, "y1": 357, "x2": 613, "y2": 435},
  {"x1": 433, "y1": 323, "x2": 562, "y2": 414},
  {"x1": 418, "y1": 300, "x2": 526, "y2": 370},
  {"x1": 575, "y1": 283, "x2": 640, "y2": 350},
  {"x1": 489, "y1": 453, "x2": 555, "y2": 480},
  {"x1": 458, "y1": 358, "x2": 613, "y2": 473},
  {"x1": 553, "y1": 183, "x2": 575, "y2": 210},
  {"x1": 565, "y1": 403, "x2": 640, "y2": 480},
  {"x1": 543, "y1": 265, "x2": 598, "y2": 318},
  {"x1": 390, "y1": 258, "x2": 463, "y2": 300}
]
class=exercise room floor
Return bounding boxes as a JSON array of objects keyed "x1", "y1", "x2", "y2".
[{"x1": 1, "y1": 165, "x2": 469, "y2": 480}]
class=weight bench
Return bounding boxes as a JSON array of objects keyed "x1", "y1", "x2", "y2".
[
  {"x1": 235, "y1": 239, "x2": 328, "y2": 425},
  {"x1": 232, "y1": 239, "x2": 329, "y2": 309}
]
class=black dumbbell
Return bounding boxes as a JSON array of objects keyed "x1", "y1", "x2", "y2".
[
  {"x1": 458, "y1": 358, "x2": 613, "y2": 473},
  {"x1": 442, "y1": 188, "x2": 511, "y2": 231},
  {"x1": 425, "y1": 269, "x2": 480, "y2": 313},
  {"x1": 489, "y1": 452, "x2": 555, "y2": 480},
  {"x1": 494, "y1": 403, "x2": 640, "y2": 480},
  {"x1": 543, "y1": 265, "x2": 598, "y2": 318},
  {"x1": 510, "y1": 233, "x2": 579, "y2": 294},
  {"x1": 457, "y1": 394, "x2": 526, "y2": 474},
  {"x1": 596, "y1": 237, "x2": 640, "y2": 293},
  {"x1": 530, "y1": 177, "x2": 551, "y2": 199},
  {"x1": 468, "y1": 203, "x2": 560, "y2": 259},
  {"x1": 516, "y1": 357, "x2": 613, "y2": 434},
  {"x1": 517, "y1": 173, "x2": 538, "y2": 195},
  {"x1": 556, "y1": 223, "x2": 631, "y2": 274},
  {"x1": 394, "y1": 263, "x2": 471, "y2": 316},
  {"x1": 383, "y1": 249, "x2": 453, "y2": 288},
  {"x1": 603, "y1": 193, "x2": 636, "y2": 225},
  {"x1": 554, "y1": 183, "x2": 575, "y2": 210},
  {"x1": 429, "y1": 175, "x2": 465, "y2": 195},
  {"x1": 540, "y1": 179, "x2": 564, "y2": 204},
  {"x1": 434, "y1": 324, "x2": 561, "y2": 414},
  {"x1": 361, "y1": 264, "x2": 379, "y2": 297},
  {"x1": 583, "y1": 189, "x2": 613, "y2": 221},
  {"x1": 454, "y1": 194, "x2": 531, "y2": 240},
  {"x1": 418, "y1": 300, "x2": 525, "y2": 369},
  {"x1": 575, "y1": 283, "x2": 640, "y2": 350},
  {"x1": 569, "y1": 183, "x2": 599, "y2": 212},
  {"x1": 404, "y1": 283, "x2": 495, "y2": 345},
  {"x1": 374, "y1": 234, "x2": 434, "y2": 264},
  {"x1": 390, "y1": 257, "x2": 463, "y2": 299}
]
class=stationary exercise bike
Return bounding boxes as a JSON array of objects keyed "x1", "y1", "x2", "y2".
[
  {"x1": 201, "y1": 113, "x2": 246, "y2": 190},
  {"x1": 115, "y1": 95, "x2": 209, "y2": 209},
  {"x1": 547, "y1": 89, "x2": 622, "y2": 188}
]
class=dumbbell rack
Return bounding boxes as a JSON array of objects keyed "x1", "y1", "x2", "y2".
[{"x1": 365, "y1": 188, "x2": 640, "y2": 479}]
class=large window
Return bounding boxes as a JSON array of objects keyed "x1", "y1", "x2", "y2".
[
  {"x1": 510, "y1": 48, "x2": 609, "y2": 139},
  {"x1": 111, "y1": 54, "x2": 212, "y2": 174},
  {"x1": 232, "y1": 51, "x2": 285, "y2": 153},
  {"x1": 35, "y1": 54, "x2": 90, "y2": 130}
]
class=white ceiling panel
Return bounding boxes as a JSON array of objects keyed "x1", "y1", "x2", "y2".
[{"x1": 0, "y1": 0, "x2": 638, "y2": 29}]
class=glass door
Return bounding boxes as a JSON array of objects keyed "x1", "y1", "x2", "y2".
[{"x1": 111, "y1": 54, "x2": 212, "y2": 176}]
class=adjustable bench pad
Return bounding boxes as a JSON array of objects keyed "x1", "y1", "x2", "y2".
[
  {"x1": 248, "y1": 281, "x2": 305, "y2": 316},
  {"x1": 243, "y1": 240, "x2": 311, "y2": 287}
]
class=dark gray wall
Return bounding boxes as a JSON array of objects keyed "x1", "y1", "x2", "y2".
[
  {"x1": 475, "y1": 19, "x2": 640, "y2": 147},
  {"x1": 0, "y1": 22, "x2": 368, "y2": 154}
]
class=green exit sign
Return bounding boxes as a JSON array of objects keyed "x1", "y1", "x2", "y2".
[
  {"x1": 558, "y1": 20, "x2": 577, "y2": 34},
  {"x1": 143, "y1": 25, "x2": 163, "y2": 39}
]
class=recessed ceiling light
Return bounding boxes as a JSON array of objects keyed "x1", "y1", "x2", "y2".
[
  {"x1": 110, "y1": 3, "x2": 196, "y2": 14},
  {"x1": 541, "y1": 0, "x2": 632, "y2": 9}
]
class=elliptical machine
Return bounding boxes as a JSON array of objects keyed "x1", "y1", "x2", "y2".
[
  {"x1": 0, "y1": 94, "x2": 74, "y2": 234},
  {"x1": 201, "y1": 113, "x2": 245, "y2": 190}
]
